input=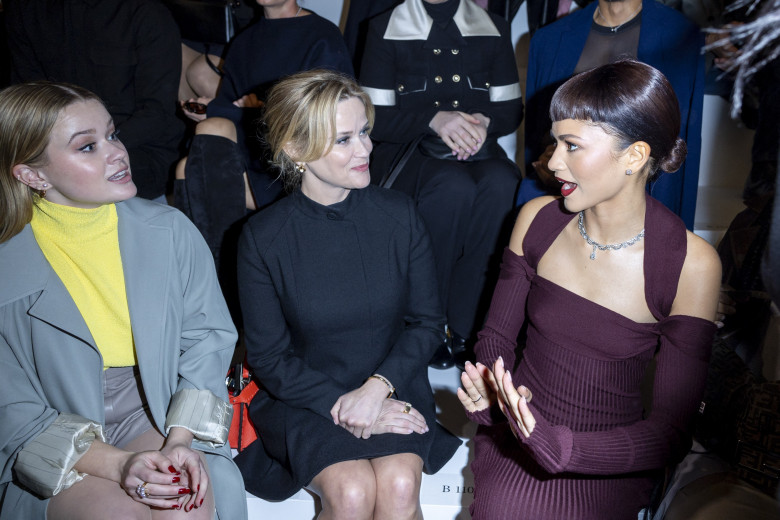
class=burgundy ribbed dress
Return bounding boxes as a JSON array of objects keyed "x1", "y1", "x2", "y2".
[{"x1": 469, "y1": 196, "x2": 716, "y2": 519}]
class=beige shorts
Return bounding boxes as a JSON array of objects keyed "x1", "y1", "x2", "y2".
[{"x1": 103, "y1": 366, "x2": 155, "y2": 448}]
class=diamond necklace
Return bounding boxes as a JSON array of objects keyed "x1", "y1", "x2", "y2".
[
  {"x1": 578, "y1": 211, "x2": 645, "y2": 260},
  {"x1": 596, "y1": 4, "x2": 642, "y2": 33}
]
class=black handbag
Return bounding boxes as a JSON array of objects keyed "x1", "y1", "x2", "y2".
[{"x1": 162, "y1": 0, "x2": 254, "y2": 45}]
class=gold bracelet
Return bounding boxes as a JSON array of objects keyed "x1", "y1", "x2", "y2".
[{"x1": 368, "y1": 374, "x2": 395, "y2": 398}]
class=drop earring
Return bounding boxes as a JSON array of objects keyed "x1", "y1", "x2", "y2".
[{"x1": 40, "y1": 182, "x2": 48, "y2": 198}]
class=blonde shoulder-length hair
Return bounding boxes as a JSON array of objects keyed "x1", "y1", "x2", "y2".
[
  {"x1": 263, "y1": 69, "x2": 375, "y2": 191},
  {"x1": 0, "y1": 81, "x2": 102, "y2": 243}
]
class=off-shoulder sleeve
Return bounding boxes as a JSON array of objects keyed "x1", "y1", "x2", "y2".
[
  {"x1": 14, "y1": 414, "x2": 105, "y2": 498},
  {"x1": 474, "y1": 248, "x2": 535, "y2": 368},
  {"x1": 468, "y1": 248, "x2": 535, "y2": 426},
  {"x1": 513, "y1": 315, "x2": 716, "y2": 474}
]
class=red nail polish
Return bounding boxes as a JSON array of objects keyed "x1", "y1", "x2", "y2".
[
  {"x1": 172, "y1": 505, "x2": 180, "y2": 510},
  {"x1": 199, "y1": 498, "x2": 204, "y2": 506},
  {"x1": 172, "y1": 476, "x2": 180, "y2": 483},
  {"x1": 197, "y1": 484, "x2": 200, "y2": 492},
  {"x1": 168, "y1": 465, "x2": 177, "y2": 473},
  {"x1": 178, "y1": 487, "x2": 191, "y2": 494}
]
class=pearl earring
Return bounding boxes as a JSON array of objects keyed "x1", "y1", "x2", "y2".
[{"x1": 295, "y1": 163, "x2": 306, "y2": 174}]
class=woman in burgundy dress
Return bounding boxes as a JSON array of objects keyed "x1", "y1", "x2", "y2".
[{"x1": 458, "y1": 60, "x2": 721, "y2": 519}]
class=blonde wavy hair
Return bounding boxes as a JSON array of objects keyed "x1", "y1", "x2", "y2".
[
  {"x1": 263, "y1": 69, "x2": 375, "y2": 191},
  {"x1": 0, "y1": 82, "x2": 102, "y2": 243}
]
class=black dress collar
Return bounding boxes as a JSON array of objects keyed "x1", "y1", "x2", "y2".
[{"x1": 292, "y1": 187, "x2": 367, "y2": 220}]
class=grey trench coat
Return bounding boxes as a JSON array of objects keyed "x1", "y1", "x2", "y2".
[{"x1": 0, "y1": 198, "x2": 247, "y2": 520}]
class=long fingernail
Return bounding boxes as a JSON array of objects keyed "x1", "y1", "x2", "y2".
[
  {"x1": 172, "y1": 476, "x2": 180, "y2": 483},
  {"x1": 179, "y1": 488, "x2": 191, "y2": 494},
  {"x1": 172, "y1": 505, "x2": 180, "y2": 510},
  {"x1": 200, "y1": 498, "x2": 204, "y2": 506},
  {"x1": 197, "y1": 484, "x2": 200, "y2": 492},
  {"x1": 168, "y1": 465, "x2": 178, "y2": 474}
]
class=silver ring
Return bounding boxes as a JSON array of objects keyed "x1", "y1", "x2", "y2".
[
  {"x1": 403, "y1": 402, "x2": 412, "y2": 414},
  {"x1": 471, "y1": 395, "x2": 483, "y2": 403},
  {"x1": 136, "y1": 481, "x2": 149, "y2": 499}
]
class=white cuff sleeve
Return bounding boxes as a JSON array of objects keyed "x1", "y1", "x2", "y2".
[
  {"x1": 14, "y1": 413, "x2": 105, "y2": 498},
  {"x1": 165, "y1": 388, "x2": 232, "y2": 448}
]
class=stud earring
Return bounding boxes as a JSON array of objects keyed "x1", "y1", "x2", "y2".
[
  {"x1": 40, "y1": 183, "x2": 48, "y2": 198},
  {"x1": 625, "y1": 169, "x2": 633, "y2": 175},
  {"x1": 295, "y1": 163, "x2": 306, "y2": 174}
]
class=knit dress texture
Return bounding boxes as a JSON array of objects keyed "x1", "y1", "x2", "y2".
[
  {"x1": 234, "y1": 186, "x2": 461, "y2": 500},
  {"x1": 469, "y1": 195, "x2": 716, "y2": 519}
]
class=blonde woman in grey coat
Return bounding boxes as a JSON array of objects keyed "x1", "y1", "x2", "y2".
[{"x1": 0, "y1": 82, "x2": 246, "y2": 520}]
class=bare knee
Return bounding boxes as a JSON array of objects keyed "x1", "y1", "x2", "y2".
[
  {"x1": 186, "y1": 54, "x2": 222, "y2": 99},
  {"x1": 388, "y1": 469, "x2": 420, "y2": 508},
  {"x1": 323, "y1": 477, "x2": 376, "y2": 519},
  {"x1": 379, "y1": 467, "x2": 421, "y2": 514},
  {"x1": 195, "y1": 117, "x2": 237, "y2": 142},
  {"x1": 372, "y1": 455, "x2": 422, "y2": 519},
  {"x1": 175, "y1": 157, "x2": 187, "y2": 180},
  {"x1": 311, "y1": 461, "x2": 377, "y2": 520}
]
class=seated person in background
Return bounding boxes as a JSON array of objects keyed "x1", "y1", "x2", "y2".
[
  {"x1": 176, "y1": 0, "x2": 353, "y2": 271},
  {"x1": 360, "y1": 0, "x2": 524, "y2": 369},
  {"x1": 520, "y1": 0, "x2": 705, "y2": 230},
  {"x1": 176, "y1": 1, "x2": 258, "y2": 101},
  {"x1": 179, "y1": 41, "x2": 225, "y2": 102},
  {"x1": 459, "y1": 60, "x2": 720, "y2": 519},
  {"x1": 0, "y1": 82, "x2": 245, "y2": 520},
  {"x1": 233, "y1": 70, "x2": 461, "y2": 519},
  {"x1": 5, "y1": 0, "x2": 184, "y2": 203}
]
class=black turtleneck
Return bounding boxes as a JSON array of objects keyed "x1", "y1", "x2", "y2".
[{"x1": 423, "y1": 0, "x2": 459, "y2": 26}]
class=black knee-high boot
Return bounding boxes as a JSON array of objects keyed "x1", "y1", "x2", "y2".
[{"x1": 174, "y1": 134, "x2": 247, "y2": 269}]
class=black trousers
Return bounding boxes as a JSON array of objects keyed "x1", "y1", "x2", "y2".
[{"x1": 391, "y1": 150, "x2": 520, "y2": 339}]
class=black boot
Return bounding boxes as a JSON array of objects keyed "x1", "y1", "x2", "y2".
[
  {"x1": 450, "y1": 330, "x2": 475, "y2": 371},
  {"x1": 428, "y1": 327, "x2": 455, "y2": 369}
]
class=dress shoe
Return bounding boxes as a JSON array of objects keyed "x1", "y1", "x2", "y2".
[
  {"x1": 449, "y1": 331, "x2": 475, "y2": 371},
  {"x1": 428, "y1": 340, "x2": 455, "y2": 369}
]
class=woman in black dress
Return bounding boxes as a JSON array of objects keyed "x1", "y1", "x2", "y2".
[{"x1": 234, "y1": 70, "x2": 460, "y2": 519}]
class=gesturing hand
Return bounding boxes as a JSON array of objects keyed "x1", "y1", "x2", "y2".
[
  {"x1": 330, "y1": 378, "x2": 389, "y2": 439},
  {"x1": 457, "y1": 360, "x2": 497, "y2": 413},
  {"x1": 492, "y1": 356, "x2": 536, "y2": 439},
  {"x1": 429, "y1": 111, "x2": 489, "y2": 160},
  {"x1": 233, "y1": 93, "x2": 264, "y2": 108},
  {"x1": 371, "y1": 399, "x2": 429, "y2": 435}
]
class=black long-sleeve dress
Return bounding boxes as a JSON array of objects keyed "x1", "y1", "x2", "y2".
[{"x1": 234, "y1": 186, "x2": 461, "y2": 500}]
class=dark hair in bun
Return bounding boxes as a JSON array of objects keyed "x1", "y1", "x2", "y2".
[{"x1": 550, "y1": 59, "x2": 686, "y2": 182}]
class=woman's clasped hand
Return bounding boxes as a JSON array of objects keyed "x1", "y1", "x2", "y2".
[
  {"x1": 330, "y1": 379, "x2": 429, "y2": 439},
  {"x1": 120, "y1": 446, "x2": 205, "y2": 511}
]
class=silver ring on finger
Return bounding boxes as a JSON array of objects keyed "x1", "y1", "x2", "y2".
[
  {"x1": 472, "y1": 395, "x2": 483, "y2": 403},
  {"x1": 136, "y1": 481, "x2": 149, "y2": 499}
]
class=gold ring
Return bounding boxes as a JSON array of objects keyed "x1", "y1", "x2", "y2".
[
  {"x1": 403, "y1": 402, "x2": 412, "y2": 414},
  {"x1": 135, "y1": 481, "x2": 149, "y2": 499}
]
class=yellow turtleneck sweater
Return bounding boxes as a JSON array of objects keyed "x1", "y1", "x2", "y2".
[{"x1": 31, "y1": 198, "x2": 135, "y2": 368}]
